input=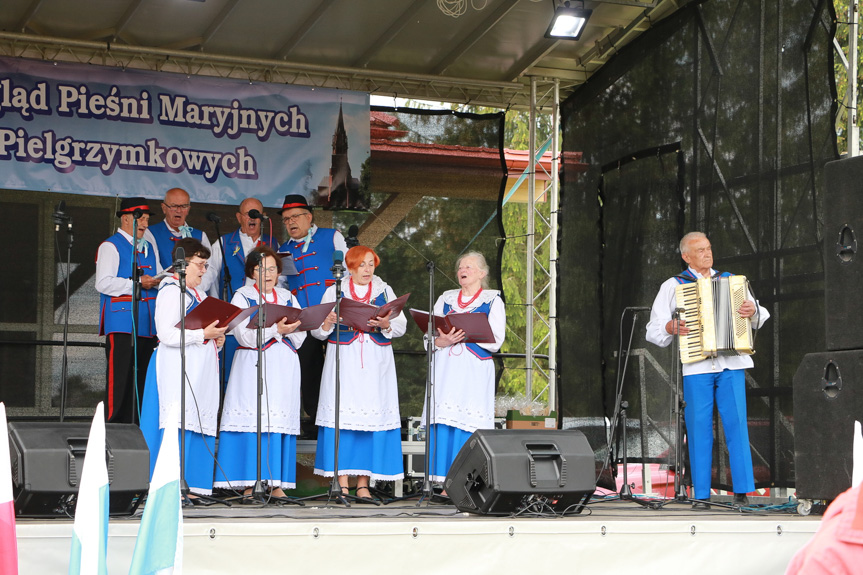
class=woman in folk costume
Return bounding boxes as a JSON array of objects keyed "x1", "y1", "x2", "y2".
[
  {"x1": 312, "y1": 246, "x2": 406, "y2": 500},
  {"x1": 214, "y1": 245, "x2": 305, "y2": 498},
  {"x1": 424, "y1": 251, "x2": 506, "y2": 484},
  {"x1": 140, "y1": 238, "x2": 227, "y2": 499}
]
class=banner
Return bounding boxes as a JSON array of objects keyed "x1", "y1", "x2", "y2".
[{"x1": 0, "y1": 56, "x2": 370, "y2": 207}]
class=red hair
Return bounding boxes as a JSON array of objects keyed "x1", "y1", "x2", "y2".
[{"x1": 345, "y1": 246, "x2": 380, "y2": 272}]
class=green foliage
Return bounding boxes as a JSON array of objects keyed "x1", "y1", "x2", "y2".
[{"x1": 835, "y1": 0, "x2": 861, "y2": 154}]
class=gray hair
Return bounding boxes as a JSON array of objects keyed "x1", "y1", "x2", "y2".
[
  {"x1": 457, "y1": 251, "x2": 490, "y2": 289},
  {"x1": 679, "y1": 231, "x2": 707, "y2": 255}
]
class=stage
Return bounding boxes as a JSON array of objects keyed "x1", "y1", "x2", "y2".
[{"x1": 15, "y1": 495, "x2": 819, "y2": 574}]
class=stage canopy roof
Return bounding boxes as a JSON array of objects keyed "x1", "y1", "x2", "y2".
[{"x1": 0, "y1": 0, "x2": 686, "y2": 109}]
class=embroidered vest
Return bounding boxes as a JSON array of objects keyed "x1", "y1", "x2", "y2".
[
  {"x1": 234, "y1": 293, "x2": 297, "y2": 353},
  {"x1": 328, "y1": 290, "x2": 390, "y2": 346},
  {"x1": 98, "y1": 233, "x2": 158, "y2": 337},
  {"x1": 148, "y1": 221, "x2": 204, "y2": 270},
  {"x1": 217, "y1": 230, "x2": 276, "y2": 296},
  {"x1": 278, "y1": 227, "x2": 338, "y2": 307}
]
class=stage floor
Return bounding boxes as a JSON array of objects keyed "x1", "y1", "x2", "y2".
[{"x1": 16, "y1": 494, "x2": 820, "y2": 574}]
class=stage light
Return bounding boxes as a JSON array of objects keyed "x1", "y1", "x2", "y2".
[{"x1": 545, "y1": 0, "x2": 592, "y2": 41}]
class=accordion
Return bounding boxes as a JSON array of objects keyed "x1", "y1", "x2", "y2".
[{"x1": 674, "y1": 275, "x2": 755, "y2": 364}]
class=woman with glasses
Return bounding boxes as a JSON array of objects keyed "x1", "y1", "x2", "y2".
[
  {"x1": 312, "y1": 245, "x2": 405, "y2": 501},
  {"x1": 215, "y1": 245, "x2": 305, "y2": 499},
  {"x1": 140, "y1": 237, "x2": 227, "y2": 501}
]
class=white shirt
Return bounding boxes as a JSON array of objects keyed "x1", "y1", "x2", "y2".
[
  {"x1": 645, "y1": 267, "x2": 770, "y2": 376},
  {"x1": 95, "y1": 228, "x2": 162, "y2": 297},
  {"x1": 144, "y1": 222, "x2": 212, "y2": 292}
]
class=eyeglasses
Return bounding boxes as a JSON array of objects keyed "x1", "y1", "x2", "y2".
[
  {"x1": 188, "y1": 260, "x2": 209, "y2": 270},
  {"x1": 282, "y1": 212, "x2": 310, "y2": 224},
  {"x1": 260, "y1": 266, "x2": 279, "y2": 274},
  {"x1": 163, "y1": 203, "x2": 190, "y2": 211}
]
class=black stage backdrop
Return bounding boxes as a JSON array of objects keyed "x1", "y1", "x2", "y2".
[{"x1": 558, "y1": 0, "x2": 836, "y2": 492}]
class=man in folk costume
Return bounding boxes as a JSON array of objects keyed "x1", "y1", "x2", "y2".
[
  {"x1": 144, "y1": 187, "x2": 213, "y2": 291},
  {"x1": 276, "y1": 194, "x2": 347, "y2": 422},
  {"x1": 95, "y1": 197, "x2": 161, "y2": 423}
]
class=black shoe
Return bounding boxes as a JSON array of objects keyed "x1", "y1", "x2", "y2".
[
  {"x1": 691, "y1": 500, "x2": 710, "y2": 510},
  {"x1": 732, "y1": 493, "x2": 750, "y2": 507}
]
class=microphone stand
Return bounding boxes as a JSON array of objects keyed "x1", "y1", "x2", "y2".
[
  {"x1": 327, "y1": 257, "x2": 354, "y2": 505},
  {"x1": 58, "y1": 216, "x2": 74, "y2": 422},
  {"x1": 209, "y1": 215, "x2": 231, "y2": 393},
  {"x1": 607, "y1": 309, "x2": 654, "y2": 508},
  {"x1": 419, "y1": 261, "x2": 436, "y2": 504},
  {"x1": 176, "y1": 254, "x2": 192, "y2": 504},
  {"x1": 130, "y1": 212, "x2": 142, "y2": 425},
  {"x1": 252, "y1": 257, "x2": 267, "y2": 503},
  {"x1": 386, "y1": 261, "x2": 437, "y2": 505},
  {"x1": 655, "y1": 307, "x2": 693, "y2": 509}
]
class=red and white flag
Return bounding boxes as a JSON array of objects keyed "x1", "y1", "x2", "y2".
[{"x1": 0, "y1": 402, "x2": 19, "y2": 575}]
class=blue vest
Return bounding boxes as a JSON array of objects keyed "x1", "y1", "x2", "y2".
[
  {"x1": 148, "y1": 221, "x2": 204, "y2": 270},
  {"x1": 98, "y1": 233, "x2": 158, "y2": 337},
  {"x1": 328, "y1": 290, "x2": 390, "y2": 346},
  {"x1": 217, "y1": 230, "x2": 276, "y2": 297},
  {"x1": 234, "y1": 293, "x2": 298, "y2": 353},
  {"x1": 278, "y1": 227, "x2": 338, "y2": 308},
  {"x1": 443, "y1": 298, "x2": 494, "y2": 360}
]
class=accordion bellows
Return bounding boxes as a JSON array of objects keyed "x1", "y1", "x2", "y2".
[{"x1": 674, "y1": 276, "x2": 755, "y2": 364}]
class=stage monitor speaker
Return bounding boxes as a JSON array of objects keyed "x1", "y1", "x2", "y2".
[
  {"x1": 792, "y1": 350, "x2": 863, "y2": 501},
  {"x1": 444, "y1": 429, "x2": 595, "y2": 516},
  {"x1": 7, "y1": 421, "x2": 150, "y2": 517},
  {"x1": 824, "y1": 156, "x2": 863, "y2": 350}
]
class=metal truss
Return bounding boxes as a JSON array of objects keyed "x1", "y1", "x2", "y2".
[
  {"x1": 0, "y1": 31, "x2": 534, "y2": 110},
  {"x1": 524, "y1": 77, "x2": 560, "y2": 411}
]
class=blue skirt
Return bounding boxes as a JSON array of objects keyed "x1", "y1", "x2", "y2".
[
  {"x1": 314, "y1": 426, "x2": 404, "y2": 481},
  {"x1": 427, "y1": 424, "x2": 474, "y2": 483},
  {"x1": 214, "y1": 431, "x2": 297, "y2": 489},
  {"x1": 139, "y1": 349, "x2": 217, "y2": 495}
]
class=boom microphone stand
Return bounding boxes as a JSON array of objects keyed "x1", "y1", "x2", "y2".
[
  {"x1": 55, "y1": 203, "x2": 73, "y2": 422},
  {"x1": 606, "y1": 307, "x2": 654, "y2": 508}
]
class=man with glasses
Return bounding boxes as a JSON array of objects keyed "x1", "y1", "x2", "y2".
[
  {"x1": 276, "y1": 194, "x2": 347, "y2": 423},
  {"x1": 145, "y1": 187, "x2": 213, "y2": 292},
  {"x1": 96, "y1": 197, "x2": 161, "y2": 424}
]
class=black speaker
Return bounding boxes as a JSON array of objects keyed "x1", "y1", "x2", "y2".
[
  {"x1": 444, "y1": 429, "x2": 595, "y2": 515},
  {"x1": 7, "y1": 422, "x2": 150, "y2": 517},
  {"x1": 824, "y1": 156, "x2": 863, "y2": 350},
  {"x1": 793, "y1": 350, "x2": 863, "y2": 501}
]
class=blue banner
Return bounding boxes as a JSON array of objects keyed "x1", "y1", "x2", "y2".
[{"x1": 0, "y1": 56, "x2": 370, "y2": 207}]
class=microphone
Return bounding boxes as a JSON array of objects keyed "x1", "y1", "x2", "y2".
[
  {"x1": 173, "y1": 246, "x2": 186, "y2": 272},
  {"x1": 331, "y1": 249, "x2": 345, "y2": 280},
  {"x1": 206, "y1": 212, "x2": 221, "y2": 224},
  {"x1": 53, "y1": 200, "x2": 68, "y2": 232},
  {"x1": 333, "y1": 250, "x2": 344, "y2": 266},
  {"x1": 247, "y1": 250, "x2": 264, "y2": 267},
  {"x1": 345, "y1": 225, "x2": 360, "y2": 248},
  {"x1": 247, "y1": 209, "x2": 268, "y2": 220},
  {"x1": 132, "y1": 208, "x2": 144, "y2": 220}
]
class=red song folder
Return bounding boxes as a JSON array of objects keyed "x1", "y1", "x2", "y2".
[
  {"x1": 175, "y1": 297, "x2": 250, "y2": 331},
  {"x1": 246, "y1": 301, "x2": 337, "y2": 332},
  {"x1": 336, "y1": 293, "x2": 411, "y2": 333},
  {"x1": 408, "y1": 308, "x2": 495, "y2": 344}
]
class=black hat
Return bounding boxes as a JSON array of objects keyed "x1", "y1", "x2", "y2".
[
  {"x1": 277, "y1": 194, "x2": 313, "y2": 215},
  {"x1": 116, "y1": 197, "x2": 153, "y2": 218}
]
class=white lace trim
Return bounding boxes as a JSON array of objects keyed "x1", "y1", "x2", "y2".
[{"x1": 313, "y1": 468, "x2": 404, "y2": 481}]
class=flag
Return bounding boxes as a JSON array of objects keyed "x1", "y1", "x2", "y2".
[
  {"x1": 128, "y1": 408, "x2": 182, "y2": 575},
  {"x1": 68, "y1": 402, "x2": 109, "y2": 575},
  {"x1": 0, "y1": 402, "x2": 18, "y2": 575}
]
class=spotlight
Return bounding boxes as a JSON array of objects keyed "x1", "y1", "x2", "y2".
[{"x1": 545, "y1": 0, "x2": 592, "y2": 41}]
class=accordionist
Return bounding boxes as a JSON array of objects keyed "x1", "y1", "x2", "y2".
[{"x1": 646, "y1": 231, "x2": 770, "y2": 510}]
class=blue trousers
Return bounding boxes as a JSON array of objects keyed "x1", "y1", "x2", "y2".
[{"x1": 683, "y1": 369, "x2": 755, "y2": 499}]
